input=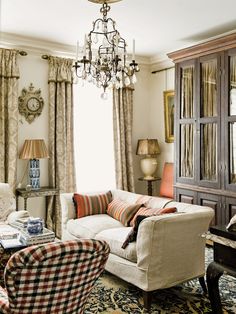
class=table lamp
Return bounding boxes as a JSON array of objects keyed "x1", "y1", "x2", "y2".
[
  {"x1": 136, "y1": 139, "x2": 161, "y2": 179},
  {"x1": 19, "y1": 139, "x2": 49, "y2": 190}
]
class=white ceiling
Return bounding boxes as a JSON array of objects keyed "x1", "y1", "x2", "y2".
[{"x1": 1, "y1": 0, "x2": 236, "y2": 60}]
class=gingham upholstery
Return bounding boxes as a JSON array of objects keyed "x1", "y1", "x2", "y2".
[{"x1": 0, "y1": 239, "x2": 110, "y2": 314}]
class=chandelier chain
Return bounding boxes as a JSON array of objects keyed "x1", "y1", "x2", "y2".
[{"x1": 100, "y1": 2, "x2": 110, "y2": 19}]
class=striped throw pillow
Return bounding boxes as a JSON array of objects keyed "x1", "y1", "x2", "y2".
[
  {"x1": 129, "y1": 206, "x2": 177, "y2": 226},
  {"x1": 73, "y1": 192, "x2": 112, "y2": 218},
  {"x1": 107, "y1": 199, "x2": 142, "y2": 226}
]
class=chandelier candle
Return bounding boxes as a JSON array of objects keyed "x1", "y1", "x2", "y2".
[
  {"x1": 73, "y1": 0, "x2": 139, "y2": 98},
  {"x1": 132, "y1": 39, "x2": 135, "y2": 61},
  {"x1": 76, "y1": 41, "x2": 79, "y2": 62}
]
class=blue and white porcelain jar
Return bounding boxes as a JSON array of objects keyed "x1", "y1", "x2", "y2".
[{"x1": 27, "y1": 217, "x2": 43, "y2": 235}]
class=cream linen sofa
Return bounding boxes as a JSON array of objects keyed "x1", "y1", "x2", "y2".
[{"x1": 60, "y1": 189, "x2": 214, "y2": 309}]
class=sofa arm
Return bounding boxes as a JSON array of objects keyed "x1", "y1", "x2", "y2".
[
  {"x1": 136, "y1": 210, "x2": 214, "y2": 289},
  {"x1": 60, "y1": 193, "x2": 75, "y2": 231}
]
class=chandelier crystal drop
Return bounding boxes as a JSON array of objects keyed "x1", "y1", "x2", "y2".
[{"x1": 73, "y1": 0, "x2": 139, "y2": 98}]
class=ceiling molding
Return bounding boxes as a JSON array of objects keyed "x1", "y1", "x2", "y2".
[
  {"x1": 150, "y1": 54, "x2": 174, "y2": 73},
  {"x1": 0, "y1": 32, "x2": 153, "y2": 65},
  {"x1": 0, "y1": 32, "x2": 76, "y2": 58}
]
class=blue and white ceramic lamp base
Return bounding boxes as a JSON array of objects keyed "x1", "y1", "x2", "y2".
[{"x1": 29, "y1": 158, "x2": 40, "y2": 189}]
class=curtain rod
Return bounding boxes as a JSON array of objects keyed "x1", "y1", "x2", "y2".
[{"x1": 151, "y1": 66, "x2": 174, "y2": 74}]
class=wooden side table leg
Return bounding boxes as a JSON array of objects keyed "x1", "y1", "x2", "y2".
[
  {"x1": 23, "y1": 197, "x2": 28, "y2": 211},
  {"x1": 16, "y1": 195, "x2": 19, "y2": 211},
  {"x1": 45, "y1": 196, "x2": 49, "y2": 228},
  {"x1": 147, "y1": 181, "x2": 152, "y2": 196},
  {"x1": 206, "y1": 262, "x2": 224, "y2": 314}
]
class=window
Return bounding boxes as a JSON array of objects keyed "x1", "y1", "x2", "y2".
[{"x1": 73, "y1": 83, "x2": 116, "y2": 192}]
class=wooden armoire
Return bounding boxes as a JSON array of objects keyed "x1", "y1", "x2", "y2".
[{"x1": 168, "y1": 33, "x2": 236, "y2": 226}]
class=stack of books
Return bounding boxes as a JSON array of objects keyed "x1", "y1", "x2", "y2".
[
  {"x1": 10, "y1": 219, "x2": 55, "y2": 246},
  {"x1": 0, "y1": 224, "x2": 24, "y2": 249},
  {"x1": 20, "y1": 227, "x2": 55, "y2": 246}
]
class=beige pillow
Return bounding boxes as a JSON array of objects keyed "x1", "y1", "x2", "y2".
[{"x1": 0, "y1": 197, "x2": 15, "y2": 221}]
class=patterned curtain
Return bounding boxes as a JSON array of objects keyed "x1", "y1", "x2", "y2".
[
  {"x1": 113, "y1": 87, "x2": 135, "y2": 192},
  {"x1": 47, "y1": 56, "x2": 76, "y2": 237},
  {"x1": 0, "y1": 49, "x2": 19, "y2": 190}
]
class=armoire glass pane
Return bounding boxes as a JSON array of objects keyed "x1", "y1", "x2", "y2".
[
  {"x1": 180, "y1": 124, "x2": 194, "y2": 178},
  {"x1": 201, "y1": 60, "x2": 217, "y2": 117},
  {"x1": 230, "y1": 56, "x2": 236, "y2": 116},
  {"x1": 230, "y1": 122, "x2": 236, "y2": 183},
  {"x1": 200, "y1": 123, "x2": 217, "y2": 181},
  {"x1": 180, "y1": 66, "x2": 194, "y2": 119}
]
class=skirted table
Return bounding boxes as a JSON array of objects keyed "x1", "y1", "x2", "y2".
[{"x1": 0, "y1": 246, "x2": 22, "y2": 287}]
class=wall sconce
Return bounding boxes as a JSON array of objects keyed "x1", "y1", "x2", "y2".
[
  {"x1": 19, "y1": 139, "x2": 49, "y2": 190},
  {"x1": 136, "y1": 139, "x2": 161, "y2": 179}
]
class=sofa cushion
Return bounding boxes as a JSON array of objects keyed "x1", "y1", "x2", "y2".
[
  {"x1": 135, "y1": 195, "x2": 152, "y2": 205},
  {"x1": 73, "y1": 192, "x2": 112, "y2": 218},
  {"x1": 135, "y1": 195, "x2": 173, "y2": 210},
  {"x1": 67, "y1": 214, "x2": 123, "y2": 239},
  {"x1": 107, "y1": 199, "x2": 142, "y2": 226},
  {"x1": 130, "y1": 206, "x2": 177, "y2": 226},
  {"x1": 95, "y1": 227, "x2": 137, "y2": 263}
]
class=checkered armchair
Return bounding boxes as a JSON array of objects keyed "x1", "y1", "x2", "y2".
[{"x1": 0, "y1": 239, "x2": 110, "y2": 314}]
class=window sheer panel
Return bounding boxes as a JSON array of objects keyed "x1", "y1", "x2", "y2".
[
  {"x1": 201, "y1": 60, "x2": 217, "y2": 117},
  {"x1": 181, "y1": 66, "x2": 194, "y2": 119},
  {"x1": 200, "y1": 123, "x2": 217, "y2": 181},
  {"x1": 73, "y1": 83, "x2": 115, "y2": 193},
  {"x1": 180, "y1": 123, "x2": 194, "y2": 178}
]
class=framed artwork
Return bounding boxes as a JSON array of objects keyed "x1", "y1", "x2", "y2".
[{"x1": 163, "y1": 90, "x2": 174, "y2": 143}]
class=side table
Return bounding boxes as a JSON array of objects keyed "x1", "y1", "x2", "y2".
[
  {"x1": 15, "y1": 187, "x2": 59, "y2": 226},
  {"x1": 138, "y1": 177, "x2": 160, "y2": 196},
  {"x1": 206, "y1": 225, "x2": 236, "y2": 314}
]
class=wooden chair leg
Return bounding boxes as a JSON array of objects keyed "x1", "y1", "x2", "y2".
[
  {"x1": 142, "y1": 290, "x2": 152, "y2": 312},
  {"x1": 199, "y1": 276, "x2": 208, "y2": 294}
]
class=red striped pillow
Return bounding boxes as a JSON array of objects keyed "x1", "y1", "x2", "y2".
[
  {"x1": 73, "y1": 192, "x2": 112, "y2": 218},
  {"x1": 129, "y1": 206, "x2": 177, "y2": 226},
  {"x1": 107, "y1": 199, "x2": 142, "y2": 226}
]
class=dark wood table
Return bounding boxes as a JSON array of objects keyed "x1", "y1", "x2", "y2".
[
  {"x1": 138, "y1": 177, "x2": 160, "y2": 196},
  {"x1": 206, "y1": 225, "x2": 236, "y2": 314}
]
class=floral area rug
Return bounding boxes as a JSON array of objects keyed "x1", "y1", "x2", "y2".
[{"x1": 84, "y1": 247, "x2": 236, "y2": 313}]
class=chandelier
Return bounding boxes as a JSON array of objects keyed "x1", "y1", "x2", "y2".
[{"x1": 73, "y1": 0, "x2": 139, "y2": 99}]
